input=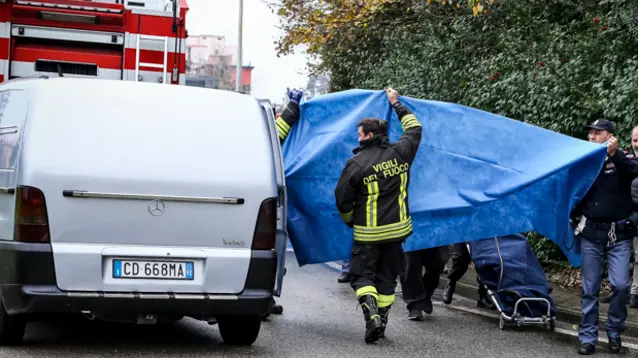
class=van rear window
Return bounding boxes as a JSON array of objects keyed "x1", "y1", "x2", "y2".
[{"x1": 0, "y1": 90, "x2": 29, "y2": 170}]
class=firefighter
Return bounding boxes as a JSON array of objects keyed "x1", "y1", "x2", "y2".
[
  {"x1": 335, "y1": 87, "x2": 422, "y2": 344},
  {"x1": 262, "y1": 87, "x2": 304, "y2": 320},
  {"x1": 276, "y1": 88, "x2": 303, "y2": 143}
]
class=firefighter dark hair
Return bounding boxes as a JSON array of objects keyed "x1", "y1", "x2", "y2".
[{"x1": 358, "y1": 118, "x2": 388, "y2": 137}]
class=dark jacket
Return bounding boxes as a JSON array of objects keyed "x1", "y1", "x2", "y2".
[
  {"x1": 334, "y1": 102, "x2": 422, "y2": 244},
  {"x1": 275, "y1": 101, "x2": 300, "y2": 144},
  {"x1": 626, "y1": 152, "x2": 638, "y2": 210},
  {"x1": 574, "y1": 149, "x2": 638, "y2": 223}
]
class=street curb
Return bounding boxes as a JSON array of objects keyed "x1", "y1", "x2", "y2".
[
  {"x1": 434, "y1": 300, "x2": 638, "y2": 356},
  {"x1": 436, "y1": 275, "x2": 638, "y2": 339},
  {"x1": 437, "y1": 276, "x2": 638, "y2": 353}
]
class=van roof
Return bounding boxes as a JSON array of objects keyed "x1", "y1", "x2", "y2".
[
  {"x1": 0, "y1": 77, "x2": 255, "y2": 107},
  {"x1": 16, "y1": 77, "x2": 278, "y2": 202}
]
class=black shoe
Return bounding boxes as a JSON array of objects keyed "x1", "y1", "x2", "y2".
[
  {"x1": 358, "y1": 294, "x2": 383, "y2": 344},
  {"x1": 630, "y1": 294, "x2": 638, "y2": 308},
  {"x1": 600, "y1": 294, "x2": 611, "y2": 304},
  {"x1": 423, "y1": 298, "x2": 433, "y2": 315},
  {"x1": 609, "y1": 336, "x2": 622, "y2": 353},
  {"x1": 337, "y1": 272, "x2": 351, "y2": 283},
  {"x1": 578, "y1": 343, "x2": 595, "y2": 355},
  {"x1": 378, "y1": 304, "x2": 392, "y2": 338},
  {"x1": 271, "y1": 303, "x2": 283, "y2": 315},
  {"x1": 443, "y1": 282, "x2": 455, "y2": 305},
  {"x1": 408, "y1": 308, "x2": 423, "y2": 321}
]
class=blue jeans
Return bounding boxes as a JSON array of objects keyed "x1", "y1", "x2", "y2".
[{"x1": 579, "y1": 237, "x2": 631, "y2": 344}]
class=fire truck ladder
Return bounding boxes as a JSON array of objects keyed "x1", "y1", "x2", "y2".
[{"x1": 135, "y1": 34, "x2": 169, "y2": 84}]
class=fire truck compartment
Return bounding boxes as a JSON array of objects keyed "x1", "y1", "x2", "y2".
[
  {"x1": 11, "y1": 25, "x2": 125, "y2": 46},
  {"x1": 10, "y1": 43, "x2": 123, "y2": 79}
]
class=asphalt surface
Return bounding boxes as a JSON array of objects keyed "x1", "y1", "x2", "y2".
[{"x1": 0, "y1": 252, "x2": 622, "y2": 357}]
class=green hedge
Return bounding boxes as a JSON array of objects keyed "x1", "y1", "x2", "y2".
[
  {"x1": 525, "y1": 232, "x2": 570, "y2": 267},
  {"x1": 314, "y1": 0, "x2": 638, "y2": 143},
  {"x1": 299, "y1": 0, "x2": 638, "y2": 265}
]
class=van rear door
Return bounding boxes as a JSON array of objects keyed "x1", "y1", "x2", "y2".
[
  {"x1": 259, "y1": 99, "x2": 288, "y2": 297},
  {"x1": 21, "y1": 81, "x2": 279, "y2": 294}
]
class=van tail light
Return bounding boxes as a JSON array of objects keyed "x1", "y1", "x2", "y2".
[
  {"x1": 14, "y1": 186, "x2": 50, "y2": 243},
  {"x1": 251, "y1": 198, "x2": 277, "y2": 250}
]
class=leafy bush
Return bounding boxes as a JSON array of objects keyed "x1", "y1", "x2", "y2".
[
  {"x1": 273, "y1": 0, "x2": 638, "y2": 264},
  {"x1": 526, "y1": 232, "x2": 570, "y2": 267},
  {"x1": 274, "y1": 0, "x2": 638, "y2": 143}
]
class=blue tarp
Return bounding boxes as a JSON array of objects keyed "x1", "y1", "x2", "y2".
[
  {"x1": 469, "y1": 234, "x2": 557, "y2": 317},
  {"x1": 282, "y1": 89, "x2": 607, "y2": 267}
]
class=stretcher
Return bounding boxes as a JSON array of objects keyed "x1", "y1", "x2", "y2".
[{"x1": 467, "y1": 234, "x2": 557, "y2": 331}]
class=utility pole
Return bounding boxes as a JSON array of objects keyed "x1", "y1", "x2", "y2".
[{"x1": 235, "y1": 0, "x2": 243, "y2": 92}]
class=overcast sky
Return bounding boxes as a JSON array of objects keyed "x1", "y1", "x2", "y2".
[{"x1": 185, "y1": 0, "x2": 309, "y2": 103}]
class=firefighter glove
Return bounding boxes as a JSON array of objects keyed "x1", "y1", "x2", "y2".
[{"x1": 287, "y1": 88, "x2": 304, "y2": 104}]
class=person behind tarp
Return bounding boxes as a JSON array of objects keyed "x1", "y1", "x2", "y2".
[
  {"x1": 442, "y1": 242, "x2": 495, "y2": 310},
  {"x1": 334, "y1": 87, "x2": 422, "y2": 344},
  {"x1": 262, "y1": 87, "x2": 304, "y2": 320},
  {"x1": 572, "y1": 119, "x2": 638, "y2": 355},
  {"x1": 625, "y1": 125, "x2": 638, "y2": 309},
  {"x1": 338, "y1": 260, "x2": 351, "y2": 283},
  {"x1": 400, "y1": 243, "x2": 448, "y2": 321}
]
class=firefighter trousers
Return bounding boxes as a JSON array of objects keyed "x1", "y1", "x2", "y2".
[{"x1": 349, "y1": 241, "x2": 405, "y2": 309}]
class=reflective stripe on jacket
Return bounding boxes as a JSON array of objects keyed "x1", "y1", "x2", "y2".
[{"x1": 275, "y1": 101, "x2": 300, "y2": 143}]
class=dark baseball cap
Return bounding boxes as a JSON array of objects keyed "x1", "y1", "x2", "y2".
[{"x1": 585, "y1": 118, "x2": 615, "y2": 133}]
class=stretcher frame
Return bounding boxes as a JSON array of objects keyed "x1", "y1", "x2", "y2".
[{"x1": 467, "y1": 239, "x2": 556, "y2": 331}]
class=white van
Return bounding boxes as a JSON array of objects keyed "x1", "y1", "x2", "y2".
[{"x1": 0, "y1": 77, "x2": 288, "y2": 346}]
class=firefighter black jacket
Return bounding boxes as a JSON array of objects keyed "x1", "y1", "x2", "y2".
[
  {"x1": 275, "y1": 101, "x2": 300, "y2": 143},
  {"x1": 334, "y1": 102, "x2": 422, "y2": 244}
]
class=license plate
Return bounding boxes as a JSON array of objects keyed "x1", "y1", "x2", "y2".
[{"x1": 112, "y1": 259, "x2": 194, "y2": 280}]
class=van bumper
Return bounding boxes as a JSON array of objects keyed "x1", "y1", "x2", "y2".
[{"x1": 0, "y1": 241, "x2": 277, "y2": 318}]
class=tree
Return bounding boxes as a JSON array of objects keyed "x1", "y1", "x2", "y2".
[
  {"x1": 271, "y1": 0, "x2": 638, "y2": 264},
  {"x1": 272, "y1": 0, "x2": 638, "y2": 140},
  {"x1": 211, "y1": 60, "x2": 235, "y2": 91},
  {"x1": 188, "y1": 59, "x2": 236, "y2": 91},
  {"x1": 269, "y1": 0, "x2": 497, "y2": 57}
]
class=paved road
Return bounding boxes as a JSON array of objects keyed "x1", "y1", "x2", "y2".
[{"x1": 0, "y1": 252, "x2": 621, "y2": 357}]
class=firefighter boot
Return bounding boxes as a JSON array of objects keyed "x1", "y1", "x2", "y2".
[
  {"x1": 378, "y1": 304, "x2": 392, "y2": 339},
  {"x1": 358, "y1": 294, "x2": 383, "y2": 343}
]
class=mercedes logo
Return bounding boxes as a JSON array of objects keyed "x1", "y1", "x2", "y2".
[{"x1": 148, "y1": 199, "x2": 165, "y2": 217}]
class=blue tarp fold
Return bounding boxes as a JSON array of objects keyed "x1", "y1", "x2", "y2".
[{"x1": 282, "y1": 89, "x2": 607, "y2": 267}]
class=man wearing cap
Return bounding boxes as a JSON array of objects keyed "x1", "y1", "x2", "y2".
[{"x1": 572, "y1": 119, "x2": 638, "y2": 355}]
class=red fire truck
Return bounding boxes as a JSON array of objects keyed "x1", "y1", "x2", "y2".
[{"x1": 0, "y1": 0, "x2": 188, "y2": 85}]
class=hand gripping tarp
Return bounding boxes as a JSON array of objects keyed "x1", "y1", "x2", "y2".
[{"x1": 281, "y1": 89, "x2": 607, "y2": 267}]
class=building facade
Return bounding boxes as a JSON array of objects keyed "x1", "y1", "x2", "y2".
[{"x1": 185, "y1": 34, "x2": 253, "y2": 93}]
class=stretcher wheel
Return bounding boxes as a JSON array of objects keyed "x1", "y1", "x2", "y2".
[
  {"x1": 549, "y1": 320, "x2": 555, "y2": 332},
  {"x1": 499, "y1": 316, "x2": 506, "y2": 330}
]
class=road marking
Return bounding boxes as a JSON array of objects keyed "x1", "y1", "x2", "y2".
[{"x1": 323, "y1": 262, "x2": 342, "y2": 271}]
